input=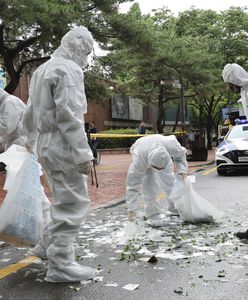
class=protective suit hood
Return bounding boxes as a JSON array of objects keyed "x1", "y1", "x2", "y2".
[
  {"x1": 148, "y1": 147, "x2": 170, "y2": 169},
  {"x1": 0, "y1": 89, "x2": 9, "y2": 103},
  {"x1": 222, "y1": 63, "x2": 248, "y2": 120},
  {"x1": 222, "y1": 63, "x2": 248, "y2": 87},
  {"x1": 52, "y1": 26, "x2": 94, "y2": 68}
]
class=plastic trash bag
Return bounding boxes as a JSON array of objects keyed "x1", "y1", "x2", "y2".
[
  {"x1": 168, "y1": 176, "x2": 223, "y2": 223},
  {"x1": 0, "y1": 145, "x2": 45, "y2": 247}
]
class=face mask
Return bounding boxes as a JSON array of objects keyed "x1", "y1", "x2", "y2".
[
  {"x1": 73, "y1": 48, "x2": 89, "y2": 69},
  {"x1": 228, "y1": 83, "x2": 241, "y2": 93}
]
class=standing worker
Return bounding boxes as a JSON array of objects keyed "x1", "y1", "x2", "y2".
[
  {"x1": 222, "y1": 63, "x2": 248, "y2": 239},
  {"x1": 0, "y1": 89, "x2": 51, "y2": 251},
  {"x1": 0, "y1": 89, "x2": 26, "y2": 150},
  {"x1": 126, "y1": 134, "x2": 188, "y2": 226},
  {"x1": 222, "y1": 63, "x2": 248, "y2": 120},
  {"x1": 23, "y1": 26, "x2": 95, "y2": 282}
]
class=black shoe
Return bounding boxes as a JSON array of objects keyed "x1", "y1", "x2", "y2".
[{"x1": 236, "y1": 230, "x2": 248, "y2": 239}]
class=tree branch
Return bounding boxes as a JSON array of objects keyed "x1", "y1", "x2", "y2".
[
  {"x1": 163, "y1": 93, "x2": 197, "y2": 103},
  {"x1": 11, "y1": 36, "x2": 39, "y2": 55},
  {"x1": 17, "y1": 56, "x2": 50, "y2": 75}
]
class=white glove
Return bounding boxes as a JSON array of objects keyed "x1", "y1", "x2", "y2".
[
  {"x1": 77, "y1": 161, "x2": 93, "y2": 175},
  {"x1": 128, "y1": 211, "x2": 137, "y2": 222},
  {"x1": 178, "y1": 173, "x2": 187, "y2": 180}
]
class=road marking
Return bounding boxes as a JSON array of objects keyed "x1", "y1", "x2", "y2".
[
  {"x1": 202, "y1": 166, "x2": 217, "y2": 175},
  {"x1": 0, "y1": 256, "x2": 40, "y2": 280}
]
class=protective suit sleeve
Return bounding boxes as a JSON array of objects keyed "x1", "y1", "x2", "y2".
[
  {"x1": 54, "y1": 71, "x2": 93, "y2": 165},
  {"x1": 0, "y1": 101, "x2": 23, "y2": 138},
  {"x1": 171, "y1": 141, "x2": 188, "y2": 174},
  {"x1": 241, "y1": 88, "x2": 248, "y2": 120},
  {"x1": 126, "y1": 160, "x2": 146, "y2": 212},
  {"x1": 23, "y1": 99, "x2": 37, "y2": 151}
]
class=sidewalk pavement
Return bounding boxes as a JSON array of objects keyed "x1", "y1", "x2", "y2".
[{"x1": 0, "y1": 149, "x2": 215, "y2": 209}]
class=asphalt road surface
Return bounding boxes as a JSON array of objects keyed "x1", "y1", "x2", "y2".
[{"x1": 1, "y1": 164, "x2": 248, "y2": 300}]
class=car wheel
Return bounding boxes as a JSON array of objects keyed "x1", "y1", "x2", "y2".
[{"x1": 217, "y1": 168, "x2": 226, "y2": 176}]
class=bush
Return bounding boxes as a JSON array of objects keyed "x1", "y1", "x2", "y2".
[
  {"x1": 98, "y1": 136, "x2": 140, "y2": 149},
  {"x1": 98, "y1": 128, "x2": 151, "y2": 149},
  {"x1": 101, "y1": 128, "x2": 138, "y2": 134}
]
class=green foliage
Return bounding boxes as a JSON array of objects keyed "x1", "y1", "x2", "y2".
[
  {"x1": 98, "y1": 128, "x2": 145, "y2": 149},
  {"x1": 0, "y1": 0, "x2": 132, "y2": 92},
  {"x1": 101, "y1": 128, "x2": 138, "y2": 134},
  {"x1": 101, "y1": 5, "x2": 248, "y2": 144},
  {"x1": 98, "y1": 136, "x2": 139, "y2": 149}
]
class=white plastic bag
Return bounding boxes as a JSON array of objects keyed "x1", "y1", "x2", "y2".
[
  {"x1": 0, "y1": 146, "x2": 44, "y2": 246},
  {"x1": 169, "y1": 176, "x2": 223, "y2": 223}
]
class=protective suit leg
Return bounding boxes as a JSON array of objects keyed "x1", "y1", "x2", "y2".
[
  {"x1": 158, "y1": 168, "x2": 178, "y2": 215},
  {"x1": 45, "y1": 235, "x2": 95, "y2": 282},
  {"x1": 126, "y1": 163, "x2": 143, "y2": 212},
  {"x1": 28, "y1": 191, "x2": 51, "y2": 259},
  {"x1": 42, "y1": 167, "x2": 95, "y2": 282},
  {"x1": 167, "y1": 199, "x2": 179, "y2": 215},
  {"x1": 142, "y1": 168, "x2": 162, "y2": 222}
]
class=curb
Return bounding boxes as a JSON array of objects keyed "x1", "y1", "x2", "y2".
[
  {"x1": 188, "y1": 160, "x2": 215, "y2": 168},
  {"x1": 91, "y1": 160, "x2": 215, "y2": 211},
  {"x1": 91, "y1": 197, "x2": 126, "y2": 211},
  {"x1": 98, "y1": 148, "x2": 130, "y2": 154}
]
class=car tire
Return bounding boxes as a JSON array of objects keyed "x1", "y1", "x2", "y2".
[{"x1": 217, "y1": 168, "x2": 227, "y2": 176}]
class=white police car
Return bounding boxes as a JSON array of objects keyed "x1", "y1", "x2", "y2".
[{"x1": 215, "y1": 124, "x2": 248, "y2": 175}]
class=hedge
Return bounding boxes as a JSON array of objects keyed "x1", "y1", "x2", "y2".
[
  {"x1": 98, "y1": 136, "x2": 141, "y2": 149},
  {"x1": 97, "y1": 128, "x2": 154, "y2": 149}
]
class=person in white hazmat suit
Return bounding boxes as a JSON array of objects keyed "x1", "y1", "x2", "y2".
[
  {"x1": 23, "y1": 26, "x2": 95, "y2": 282},
  {"x1": 0, "y1": 89, "x2": 51, "y2": 248},
  {"x1": 222, "y1": 63, "x2": 248, "y2": 121},
  {"x1": 0, "y1": 89, "x2": 26, "y2": 151},
  {"x1": 126, "y1": 134, "x2": 188, "y2": 226},
  {"x1": 222, "y1": 63, "x2": 248, "y2": 239}
]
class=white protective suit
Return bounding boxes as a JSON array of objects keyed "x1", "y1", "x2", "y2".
[
  {"x1": 126, "y1": 134, "x2": 188, "y2": 222},
  {"x1": 0, "y1": 89, "x2": 26, "y2": 150},
  {"x1": 23, "y1": 26, "x2": 95, "y2": 282},
  {"x1": 222, "y1": 63, "x2": 248, "y2": 120}
]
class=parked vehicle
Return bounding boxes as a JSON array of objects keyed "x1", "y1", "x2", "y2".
[{"x1": 215, "y1": 124, "x2": 248, "y2": 175}]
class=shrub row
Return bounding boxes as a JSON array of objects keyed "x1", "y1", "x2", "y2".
[{"x1": 98, "y1": 136, "x2": 141, "y2": 149}]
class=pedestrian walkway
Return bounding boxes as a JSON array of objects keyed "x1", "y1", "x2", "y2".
[{"x1": 0, "y1": 149, "x2": 215, "y2": 208}]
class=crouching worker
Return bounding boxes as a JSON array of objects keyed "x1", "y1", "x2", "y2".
[
  {"x1": 126, "y1": 134, "x2": 188, "y2": 226},
  {"x1": 23, "y1": 26, "x2": 95, "y2": 282}
]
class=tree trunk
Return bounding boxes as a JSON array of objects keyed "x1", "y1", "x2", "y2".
[
  {"x1": 206, "y1": 112, "x2": 213, "y2": 150},
  {"x1": 206, "y1": 123, "x2": 212, "y2": 150},
  {"x1": 198, "y1": 99, "x2": 205, "y2": 148},
  {"x1": 156, "y1": 83, "x2": 165, "y2": 133},
  {"x1": 5, "y1": 69, "x2": 20, "y2": 94},
  {"x1": 1, "y1": 50, "x2": 20, "y2": 93},
  {"x1": 172, "y1": 103, "x2": 180, "y2": 132}
]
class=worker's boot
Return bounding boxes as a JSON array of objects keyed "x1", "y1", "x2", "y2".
[
  {"x1": 28, "y1": 241, "x2": 47, "y2": 260},
  {"x1": 147, "y1": 213, "x2": 167, "y2": 227},
  {"x1": 45, "y1": 235, "x2": 95, "y2": 283},
  {"x1": 167, "y1": 197, "x2": 179, "y2": 216},
  {"x1": 168, "y1": 204, "x2": 180, "y2": 216},
  {"x1": 28, "y1": 194, "x2": 51, "y2": 260}
]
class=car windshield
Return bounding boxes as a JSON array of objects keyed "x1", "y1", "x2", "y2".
[{"x1": 226, "y1": 125, "x2": 248, "y2": 139}]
